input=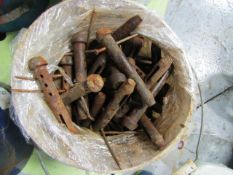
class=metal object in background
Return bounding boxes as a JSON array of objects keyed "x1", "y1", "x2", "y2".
[{"x1": 72, "y1": 31, "x2": 89, "y2": 122}]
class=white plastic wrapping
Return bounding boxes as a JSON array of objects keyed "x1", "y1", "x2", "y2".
[{"x1": 11, "y1": 0, "x2": 195, "y2": 173}]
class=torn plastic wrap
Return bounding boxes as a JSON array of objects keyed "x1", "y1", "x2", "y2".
[{"x1": 11, "y1": 0, "x2": 195, "y2": 173}]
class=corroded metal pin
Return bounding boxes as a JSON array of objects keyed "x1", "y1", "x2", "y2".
[
  {"x1": 28, "y1": 56, "x2": 78, "y2": 133},
  {"x1": 61, "y1": 74, "x2": 104, "y2": 105}
]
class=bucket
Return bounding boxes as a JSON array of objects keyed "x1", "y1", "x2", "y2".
[{"x1": 11, "y1": 0, "x2": 194, "y2": 173}]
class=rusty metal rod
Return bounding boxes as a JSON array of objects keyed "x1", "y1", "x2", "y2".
[
  {"x1": 104, "y1": 130, "x2": 143, "y2": 135},
  {"x1": 15, "y1": 74, "x2": 63, "y2": 81},
  {"x1": 122, "y1": 70, "x2": 171, "y2": 130},
  {"x1": 93, "y1": 79, "x2": 136, "y2": 131},
  {"x1": 72, "y1": 31, "x2": 89, "y2": 121},
  {"x1": 28, "y1": 56, "x2": 78, "y2": 133},
  {"x1": 100, "y1": 129, "x2": 122, "y2": 169},
  {"x1": 96, "y1": 28, "x2": 155, "y2": 106}
]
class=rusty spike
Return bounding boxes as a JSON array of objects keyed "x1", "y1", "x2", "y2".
[
  {"x1": 28, "y1": 56, "x2": 78, "y2": 133},
  {"x1": 90, "y1": 92, "x2": 106, "y2": 118},
  {"x1": 61, "y1": 74, "x2": 104, "y2": 105},
  {"x1": 93, "y1": 79, "x2": 136, "y2": 131},
  {"x1": 122, "y1": 70, "x2": 171, "y2": 130},
  {"x1": 96, "y1": 28, "x2": 155, "y2": 106},
  {"x1": 141, "y1": 114, "x2": 165, "y2": 149}
]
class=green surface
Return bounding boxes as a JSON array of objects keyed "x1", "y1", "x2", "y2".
[
  {"x1": 0, "y1": 32, "x2": 16, "y2": 84},
  {"x1": 22, "y1": 150, "x2": 100, "y2": 175},
  {"x1": 148, "y1": 0, "x2": 169, "y2": 16},
  {"x1": 0, "y1": 0, "x2": 168, "y2": 174}
]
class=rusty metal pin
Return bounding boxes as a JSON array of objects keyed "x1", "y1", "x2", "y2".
[
  {"x1": 90, "y1": 92, "x2": 106, "y2": 118},
  {"x1": 122, "y1": 70, "x2": 170, "y2": 130},
  {"x1": 28, "y1": 56, "x2": 78, "y2": 133},
  {"x1": 93, "y1": 79, "x2": 136, "y2": 131},
  {"x1": 72, "y1": 31, "x2": 89, "y2": 121},
  {"x1": 112, "y1": 15, "x2": 142, "y2": 41},
  {"x1": 72, "y1": 31, "x2": 88, "y2": 84},
  {"x1": 61, "y1": 74, "x2": 104, "y2": 105},
  {"x1": 11, "y1": 89, "x2": 66, "y2": 93},
  {"x1": 141, "y1": 114, "x2": 165, "y2": 148},
  {"x1": 96, "y1": 28, "x2": 155, "y2": 106}
]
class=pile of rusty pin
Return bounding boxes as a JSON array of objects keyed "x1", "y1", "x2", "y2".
[{"x1": 14, "y1": 15, "x2": 174, "y2": 157}]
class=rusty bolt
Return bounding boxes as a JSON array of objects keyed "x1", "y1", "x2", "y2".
[
  {"x1": 28, "y1": 56, "x2": 78, "y2": 133},
  {"x1": 96, "y1": 28, "x2": 155, "y2": 106},
  {"x1": 93, "y1": 79, "x2": 136, "y2": 131}
]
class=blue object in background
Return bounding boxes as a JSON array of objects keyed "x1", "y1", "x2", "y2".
[
  {"x1": 0, "y1": 87, "x2": 33, "y2": 175},
  {"x1": 0, "y1": 0, "x2": 49, "y2": 32}
]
